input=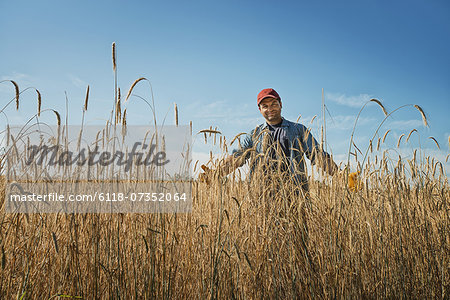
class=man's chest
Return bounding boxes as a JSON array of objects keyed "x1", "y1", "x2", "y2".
[{"x1": 265, "y1": 127, "x2": 290, "y2": 157}]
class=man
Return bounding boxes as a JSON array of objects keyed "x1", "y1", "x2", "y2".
[
  {"x1": 202, "y1": 88, "x2": 338, "y2": 194},
  {"x1": 200, "y1": 88, "x2": 339, "y2": 255}
]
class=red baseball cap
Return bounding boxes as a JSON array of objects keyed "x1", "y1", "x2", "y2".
[{"x1": 257, "y1": 88, "x2": 281, "y2": 106}]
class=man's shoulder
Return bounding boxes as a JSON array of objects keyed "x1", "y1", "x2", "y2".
[
  {"x1": 248, "y1": 123, "x2": 266, "y2": 134},
  {"x1": 281, "y1": 118, "x2": 307, "y2": 131}
]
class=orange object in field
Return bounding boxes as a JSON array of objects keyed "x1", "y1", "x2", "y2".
[
  {"x1": 348, "y1": 172, "x2": 360, "y2": 192},
  {"x1": 199, "y1": 164, "x2": 211, "y2": 184}
]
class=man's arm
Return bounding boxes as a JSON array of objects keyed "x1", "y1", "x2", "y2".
[
  {"x1": 217, "y1": 154, "x2": 245, "y2": 175},
  {"x1": 218, "y1": 130, "x2": 255, "y2": 175},
  {"x1": 300, "y1": 126, "x2": 338, "y2": 176},
  {"x1": 200, "y1": 131, "x2": 254, "y2": 181}
]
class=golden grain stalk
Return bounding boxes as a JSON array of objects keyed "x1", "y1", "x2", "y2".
[
  {"x1": 118, "y1": 88, "x2": 122, "y2": 117},
  {"x1": 10, "y1": 80, "x2": 19, "y2": 110},
  {"x1": 174, "y1": 103, "x2": 178, "y2": 126},
  {"x1": 437, "y1": 162, "x2": 444, "y2": 176},
  {"x1": 198, "y1": 129, "x2": 221, "y2": 135},
  {"x1": 112, "y1": 42, "x2": 117, "y2": 71},
  {"x1": 406, "y1": 129, "x2": 417, "y2": 143},
  {"x1": 52, "y1": 110, "x2": 61, "y2": 126},
  {"x1": 36, "y1": 89, "x2": 41, "y2": 117},
  {"x1": 370, "y1": 98, "x2": 388, "y2": 116},
  {"x1": 353, "y1": 141, "x2": 363, "y2": 155},
  {"x1": 125, "y1": 77, "x2": 147, "y2": 102},
  {"x1": 84, "y1": 85, "x2": 90, "y2": 111},
  {"x1": 122, "y1": 108, "x2": 127, "y2": 137},
  {"x1": 230, "y1": 132, "x2": 247, "y2": 146},
  {"x1": 428, "y1": 136, "x2": 440, "y2": 149},
  {"x1": 116, "y1": 89, "x2": 122, "y2": 124},
  {"x1": 382, "y1": 129, "x2": 391, "y2": 143},
  {"x1": 414, "y1": 105, "x2": 428, "y2": 127},
  {"x1": 122, "y1": 108, "x2": 127, "y2": 126},
  {"x1": 397, "y1": 133, "x2": 405, "y2": 148}
]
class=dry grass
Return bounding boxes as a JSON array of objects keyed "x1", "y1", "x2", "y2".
[
  {"x1": 36, "y1": 89, "x2": 42, "y2": 117},
  {"x1": 414, "y1": 105, "x2": 428, "y2": 127},
  {"x1": 0, "y1": 148, "x2": 448, "y2": 298},
  {"x1": 125, "y1": 77, "x2": 147, "y2": 103},
  {"x1": 429, "y1": 136, "x2": 441, "y2": 150},
  {"x1": 112, "y1": 42, "x2": 117, "y2": 72},
  {"x1": 0, "y1": 76, "x2": 447, "y2": 299},
  {"x1": 370, "y1": 98, "x2": 388, "y2": 116},
  {"x1": 84, "y1": 85, "x2": 90, "y2": 112},
  {"x1": 174, "y1": 103, "x2": 178, "y2": 127},
  {"x1": 11, "y1": 80, "x2": 19, "y2": 111}
]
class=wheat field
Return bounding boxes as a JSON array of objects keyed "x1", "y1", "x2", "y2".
[
  {"x1": 0, "y1": 151, "x2": 448, "y2": 299},
  {"x1": 0, "y1": 50, "x2": 448, "y2": 298}
]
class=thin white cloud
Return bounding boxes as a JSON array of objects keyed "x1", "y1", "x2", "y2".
[
  {"x1": 0, "y1": 72, "x2": 29, "y2": 82},
  {"x1": 326, "y1": 92, "x2": 373, "y2": 108},
  {"x1": 0, "y1": 72, "x2": 32, "y2": 94},
  {"x1": 190, "y1": 100, "x2": 255, "y2": 120},
  {"x1": 444, "y1": 132, "x2": 450, "y2": 151},
  {"x1": 299, "y1": 114, "x2": 377, "y2": 131},
  {"x1": 68, "y1": 74, "x2": 88, "y2": 89},
  {"x1": 188, "y1": 100, "x2": 264, "y2": 139},
  {"x1": 328, "y1": 115, "x2": 377, "y2": 130},
  {"x1": 387, "y1": 119, "x2": 425, "y2": 130}
]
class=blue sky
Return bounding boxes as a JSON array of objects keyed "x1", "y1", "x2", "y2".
[{"x1": 1, "y1": 0, "x2": 449, "y2": 174}]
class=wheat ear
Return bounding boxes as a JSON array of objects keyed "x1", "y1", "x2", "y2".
[
  {"x1": 84, "y1": 85, "x2": 90, "y2": 111},
  {"x1": 125, "y1": 77, "x2": 147, "y2": 102},
  {"x1": 414, "y1": 105, "x2": 428, "y2": 127},
  {"x1": 36, "y1": 89, "x2": 41, "y2": 117},
  {"x1": 428, "y1": 137, "x2": 440, "y2": 149},
  {"x1": 370, "y1": 98, "x2": 388, "y2": 116},
  {"x1": 11, "y1": 80, "x2": 19, "y2": 110},
  {"x1": 112, "y1": 42, "x2": 117, "y2": 71}
]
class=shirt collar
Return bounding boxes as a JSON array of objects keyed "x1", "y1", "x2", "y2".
[{"x1": 262, "y1": 117, "x2": 289, "y2": 129}]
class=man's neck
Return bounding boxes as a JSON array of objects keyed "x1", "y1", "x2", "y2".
[{"x1": 266, "y1": 117, "x2": 283, "y2": 126}]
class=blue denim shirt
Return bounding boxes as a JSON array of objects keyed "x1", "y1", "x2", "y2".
[{"x1": 232, "y1": 118, "x2": 333, "y2": 188}]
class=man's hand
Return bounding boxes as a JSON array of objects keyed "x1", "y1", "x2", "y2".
[{"x1": 198, "y1": 156, "x2": 242, "y2": 185}]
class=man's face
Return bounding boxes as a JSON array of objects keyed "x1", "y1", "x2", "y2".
[{"x1": 258, "y1": 98, "x2": 282, "y2": 124}]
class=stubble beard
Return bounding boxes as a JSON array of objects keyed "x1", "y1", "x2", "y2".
[{"x1": 265, "y1": 112, "x2": 282, "y2": 124}]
